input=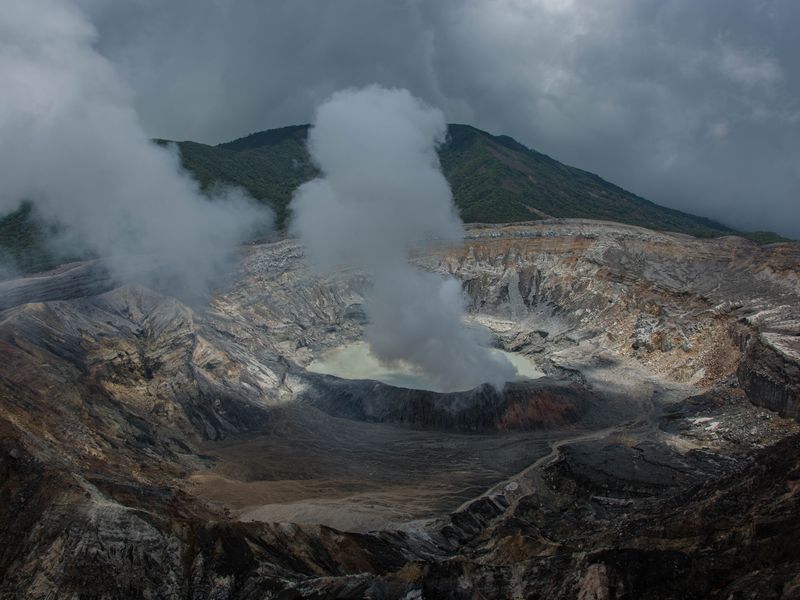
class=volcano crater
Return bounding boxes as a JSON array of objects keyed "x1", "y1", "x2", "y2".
[{"x1": 2, "y1": 221, "x2": 799, "y2": 595}]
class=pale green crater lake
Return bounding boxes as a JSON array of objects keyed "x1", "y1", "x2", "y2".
[{"x1": 307, "y1": 341, "x2": 543, "y2": 393}]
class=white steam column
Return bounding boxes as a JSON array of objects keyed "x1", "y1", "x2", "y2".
[{"x1": 291, "y1": 85, "x2": 517, "y2": 391}]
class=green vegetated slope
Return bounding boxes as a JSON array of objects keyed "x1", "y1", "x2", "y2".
[
  {"x1": 0, "y1": 123, "x2": 791, "y2": 276},
  {"x1": 166, "y1": 124, "x2": 317, "y2": 228},
  {"x1": 0, "y1": 203, "x2": 60, "y2": 275},
  {"x1": 175, "y1": 123, "x2": 737, "y2": 236},
  {"x1": 440, "y1": 125, "x2": 735, "y2": 235}
]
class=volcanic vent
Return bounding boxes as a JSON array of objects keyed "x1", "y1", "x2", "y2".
[{"x1": 289, "y1": 86, "x2": 518, "y2": 393}]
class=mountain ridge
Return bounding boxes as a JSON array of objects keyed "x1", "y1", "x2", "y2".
[
  {"x1": 0, "y1": 123, "x2": 792, "y2": 276},
  {"x1": 177, "y1": 123, "x2": 776, "y2": 240}
]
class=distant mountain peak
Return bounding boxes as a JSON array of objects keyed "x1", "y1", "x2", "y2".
[
  {"x1": 181, "y1": 122, "x2": 736, "y2": 236},
  {"x1": 1, "y1": 123, "x2": 792, "y2": 277}
]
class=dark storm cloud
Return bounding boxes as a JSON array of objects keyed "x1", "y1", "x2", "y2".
[{"x1": 79, "y1": 0, "x2": 799, "y2": 237}]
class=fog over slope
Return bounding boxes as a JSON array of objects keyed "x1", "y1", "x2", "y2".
[
  {"x1": 0, "y1": 0, "x2": 271, "y2": 300},
  {"x1": 291, "y1": 86, "x2": 516, "y2": 390}
]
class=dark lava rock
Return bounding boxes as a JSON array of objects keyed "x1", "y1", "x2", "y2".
[
  {"x1": 300, "y1": 375, "x2": 591, "y2": 432},
  {"x1": 551, "y1": 440, "x2": 736, "y2": 498},
  {"x1": 739, "y1": 335, "x2": 800, "y2": 422}
]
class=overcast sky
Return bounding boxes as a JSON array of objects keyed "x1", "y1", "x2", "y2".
[{"x1": 76, "y1": 0, "x2": 798, "y2": 237}]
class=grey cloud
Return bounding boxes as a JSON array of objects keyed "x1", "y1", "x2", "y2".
[{"x1": 36, "y1": 1, "x2": 800, "y2": 238}]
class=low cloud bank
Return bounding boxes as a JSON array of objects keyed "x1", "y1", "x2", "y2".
[{"x1": 0, "y1": 0, "x2": 270, "y2": 301}]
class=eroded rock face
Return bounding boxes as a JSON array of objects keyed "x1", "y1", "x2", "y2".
[
  {"x1": 0, "y1": 219, "x2": 799, "y2": 599},
  {"x1": 438, "y1": 222, "x2": 799, "y2": 422},
  {"x1": 738, "y1": 330, "x2": 800, "y2": 421},
  {"x1": 300, "y1": 375, "x2": 591, "y2": 432}
]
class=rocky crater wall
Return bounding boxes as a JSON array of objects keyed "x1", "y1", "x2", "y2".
[
  {"x1": 425, "y1": 221, "x2": 800, "y2": 422},
  {"x1": 299, "y1": 375, "x2": 590, "y2": 432},
  {"x1": 1, "y1": 219, "x2": 799, "y2": 598}
]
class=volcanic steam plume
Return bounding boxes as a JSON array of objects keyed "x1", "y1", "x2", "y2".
[{"x1": 290, "y1": 85, "x2": 516, "y2": 391}]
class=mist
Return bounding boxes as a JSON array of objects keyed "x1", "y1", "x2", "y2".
[
  {"x1": 0, "y1": 0, "x2": 271, "y2": 301},
  {"x1": 291, "y1": 86, "x2": 516, "y2": 391}
]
